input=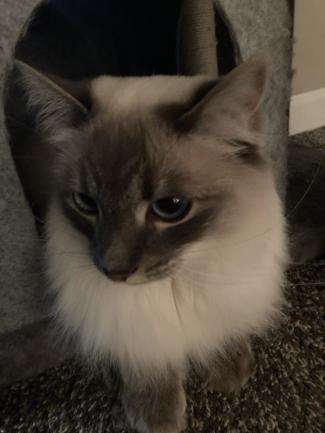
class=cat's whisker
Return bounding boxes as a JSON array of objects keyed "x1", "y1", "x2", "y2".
[
  {"x1": 172, "y1": 262, "x2": 280, "y2": 282},
  {"x1": 9, "y1": 156, "x2": 45, "y2": 161},
  {"x1": 287, "y1": 282, "x2": 325, "y2": 287},
  {"x1": 48, "y1": 249, "x2": 89, "y2": 257},
  {"x1": 286, "y1": 162, "x2": 324, "y2": 218},
  {"x1": 173, "y1": 259, "x2": 272, "y2": 278},
  {"x1": 181, "y1": 227, "x2": 283, "y2": 257},
  {"x1": 171, "y1": 268, "x2": 271, "y2": 287},
  {"x1": 172, "y1": 277, "x2": 270, "y2": 288},
  {"x1": 63, "y1": 264, "x2": 95, "y2": 272}
]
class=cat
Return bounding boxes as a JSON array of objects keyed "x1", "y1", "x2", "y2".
[{"x1": 7, "y1": 58, "x2": 287, "y2": 433}]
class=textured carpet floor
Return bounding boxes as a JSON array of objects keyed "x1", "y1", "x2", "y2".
[
  {"x1": 0, "y1": 261, "x2": 324, "y2": 433},
  {"x1": 290, "y1": 127, "x2": 325, "y2": 150}
]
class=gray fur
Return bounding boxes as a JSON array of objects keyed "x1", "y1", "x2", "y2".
[
  {"x1": 121, "y1": 367, "x2": 186, "y2": 433},
  {"x1": 195, "y1": 339, "x2": 256, "y2": 394},
  {"x1": 0, "y1": 319, "x2": 69, "y2": 387}
]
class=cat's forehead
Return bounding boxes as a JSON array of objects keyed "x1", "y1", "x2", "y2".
[
  {"x1": 77, "y1": 115, "x2": 233, "y2": 202},
  {"x1": 90, "y1": 75, "x2": 210, "y2": 114},
  {"x1": 80, "y1": 115, "x2": 176, "y2": 197},
  {"x1": 72, "y1": 75, "x2": 242, "y2": 198}
]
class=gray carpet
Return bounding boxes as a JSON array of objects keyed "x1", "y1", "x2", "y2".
[
  {"x1": 0, "y1": 261, "x2": 324, "y2": 433},
  {"x1": 290, "y1": 127, "x2": 325, "y2": 149}
]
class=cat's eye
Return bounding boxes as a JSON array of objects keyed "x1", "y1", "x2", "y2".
[
  {"x1": 151, "y1": 197, "x2": 191, "y2": 222},
  {"x1": 72, "y1": 192, "x2": 98, "y2": 215}
]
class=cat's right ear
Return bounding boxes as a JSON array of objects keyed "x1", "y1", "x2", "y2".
[{"x1": 13, "y1": 60, "x2": 91, "y2": 133}]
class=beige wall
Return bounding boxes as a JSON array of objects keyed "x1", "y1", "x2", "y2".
[{"x1": 292, "y1": 0, "x2": 325, "y2": 95}]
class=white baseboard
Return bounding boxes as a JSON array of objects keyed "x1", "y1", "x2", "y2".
[{"x1": 289, "y1": 87, "x2": 325, "y2": 135}]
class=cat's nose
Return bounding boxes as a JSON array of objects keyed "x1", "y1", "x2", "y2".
[{"x1": 102, "y1": 266, "x2": 138, "y2": 282}]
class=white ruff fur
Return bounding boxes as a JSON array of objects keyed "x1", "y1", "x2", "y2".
[{"x1": 46, "y1": 170, "x2": 287, "y2": 373}]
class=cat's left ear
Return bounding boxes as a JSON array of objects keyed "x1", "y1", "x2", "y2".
[
  {"x1": 13, "y1": 60, "x2": 91, "y2": 132},
  {"x1": 179, "y1": 57, "x2": 269, "y2": 143}
]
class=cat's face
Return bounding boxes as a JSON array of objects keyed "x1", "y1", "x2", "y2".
[
  {"x1": 56, "y1": 110, "x2": 233, "y2": 283},
  {"x1": 17, "y1": 59, "x2": 269, "y2": 284}
]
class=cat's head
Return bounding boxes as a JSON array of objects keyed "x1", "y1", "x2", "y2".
[{"x1": 16, "y1": 58, "x2": 272, "y2": 284}]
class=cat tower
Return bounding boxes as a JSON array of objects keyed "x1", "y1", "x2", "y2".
[{"x1": 0, "y1": 0, "x2": 293, "y2": 385}]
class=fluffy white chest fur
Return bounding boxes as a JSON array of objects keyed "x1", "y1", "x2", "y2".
[{"x1": 46, "y1": 173, "x2": 287, "y2": 372}]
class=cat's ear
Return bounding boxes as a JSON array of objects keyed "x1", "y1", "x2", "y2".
[
  {"x1": 179, "y1": 57, "x2": 268, "y2": 142},
  {"x1": 13, "y1": 60, "x2": 91, "y2": 133}
]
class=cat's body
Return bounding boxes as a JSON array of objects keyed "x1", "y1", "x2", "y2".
[
  {"x1": 46, "y1": 150, "x2": 285, "y2": 371},
  {"x1": 6, "y1": 59, "x2": 287, "y2": 432}
]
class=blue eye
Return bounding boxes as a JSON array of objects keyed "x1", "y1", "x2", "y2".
[
  {"x1": 152, "y1": 197, "x2": 191, "y2": 222},
  {"x1": 72, "y1": 192, "x2": 98, "y2": 214}
]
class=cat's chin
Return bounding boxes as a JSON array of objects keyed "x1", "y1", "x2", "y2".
[
  {"x1": 126, "y1": 273, "x2": 153, "y2": 285},
  {"x1": 126, "y1": 273, "x2": 166, "y2": 285}
]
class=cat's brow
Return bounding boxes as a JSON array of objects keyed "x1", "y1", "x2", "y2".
[
  {"x1": 155, "y1": 178, "x2": 224, "y2": 201},
  {"x1": 192, "y1": 192, "x2": 225, "y2": 201},
  {"x1": 81, "y1": 160, "x2": 102, "y2": 195}
]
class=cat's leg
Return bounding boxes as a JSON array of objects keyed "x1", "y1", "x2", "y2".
[
  {"x1": 102, "y1": 363, "x2": 122, "y2": 396},
  {"x1": 121, "y1": 366, "x2": 187, "y2": 433},
  {"x1": 197, "y1": 339, "x2": 256, "y2": 395}
]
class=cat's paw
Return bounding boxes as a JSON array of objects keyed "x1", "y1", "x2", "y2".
[
  {"x1": 203, "y1": 341, "x2": 256, "y2": 395},
  {"x1": 122, "y1": 383, "x2": 186, "y2": 433}
]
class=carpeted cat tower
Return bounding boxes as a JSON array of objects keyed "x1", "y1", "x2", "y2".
[{"x1": 0, "y1": 0, "x2": 293, "y2": 386}]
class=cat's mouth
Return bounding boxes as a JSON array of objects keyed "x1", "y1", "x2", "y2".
[
  {"x1": 99, "y1": 266, "x2": 167, "y2": 285},
  {"x1": 120, "y1": 268, "x2": 171, "y2": 285},
  {"x1": 94, "y1": 256, "x2": 169, "y2": 285},
  {"x1": 126, "y1": 273, "x2": 153, "y2": 285}
]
